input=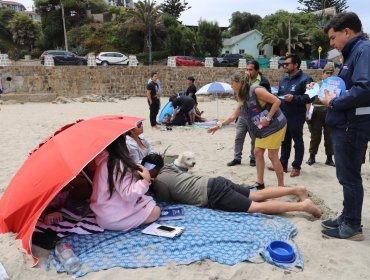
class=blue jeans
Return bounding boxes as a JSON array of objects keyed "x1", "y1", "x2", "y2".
[{"x1": 332, "y1": 128, "x2": 369, "y2": 228}]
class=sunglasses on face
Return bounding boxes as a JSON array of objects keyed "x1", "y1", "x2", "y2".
[{"x1": 283, "y1": 62, "x2": 293, "y2": 67}]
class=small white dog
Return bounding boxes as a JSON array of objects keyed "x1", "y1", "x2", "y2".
[{"x1": 173, "y1": 151, "x2": 196, "y2": 172}]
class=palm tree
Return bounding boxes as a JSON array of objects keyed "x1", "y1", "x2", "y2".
[
  {"x1": 259, "y1": 21, "x2": 310, "y2": 55},
  {"x1": 124, "y1": 0, "x2": 164, "y2": 54},
  {"x1": 8, "y1": 13, "x2": 39, "y2": 52}
]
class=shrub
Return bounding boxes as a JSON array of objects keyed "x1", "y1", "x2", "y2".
[{"x1": 135, "y1": 51, "x2": 169, "y2": 65}]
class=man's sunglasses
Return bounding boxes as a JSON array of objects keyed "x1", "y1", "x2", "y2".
[{"x1": 283, "y1": 62, "x2": 293, "y2": 67}]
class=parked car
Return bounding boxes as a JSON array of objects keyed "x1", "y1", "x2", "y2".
[
  {"x1": 96, "y1": 52, "x2": 129, "y2": 66},
  {"x1": 39, "y1": 50, "x2": 87, "y2": 65},
  {"x1": 175, "y1": 56, "x2": 205, "y2": 67},
  {"x1": 308, "y1": 59, "x2": 341, "y2": 69},
  {"x1": 215, "y1": 53, "x2": 249, "y2": 67}
]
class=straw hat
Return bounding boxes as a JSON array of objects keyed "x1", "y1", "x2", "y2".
[{"x1": 323, "y1": 63, "x2": 335, "y2": 73}]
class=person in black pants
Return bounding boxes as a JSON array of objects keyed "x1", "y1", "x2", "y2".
[
  {"x1": 277, "y1": 54, "x2": 313, "y2": 177},
  {"x1": 169, "y1": 95, "x2": 195, "y2": 126},
  {"x1": 146, "y1": 72, "x2": 160, "y2": 128}
]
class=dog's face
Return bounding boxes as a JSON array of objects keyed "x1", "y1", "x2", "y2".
[{"x1": 175, "y1": 151, "x2": 196, "y2": 169}]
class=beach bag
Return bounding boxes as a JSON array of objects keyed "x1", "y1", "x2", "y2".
[{"x1": 246, "y1": 85, "x2": 287, "y2": 138}]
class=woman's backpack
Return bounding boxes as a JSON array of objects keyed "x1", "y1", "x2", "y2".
[{"x1": 246, "y1": 85, "x2": 287, "y2": 138}]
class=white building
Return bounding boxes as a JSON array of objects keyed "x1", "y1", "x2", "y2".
[
  {"x1": 0, "y1": 0, "x2": 26, "y2": 12},
  {"x1": 105, "y1": 0, "x2": 134, "y2": 7},
  {"x1": 222, "y1": 30, "x2": 273, "y2": 59}
]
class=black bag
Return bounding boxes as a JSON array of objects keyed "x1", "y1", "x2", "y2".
[{"x1": 246, "y1": 85, "x2": 287, "y2": 138}]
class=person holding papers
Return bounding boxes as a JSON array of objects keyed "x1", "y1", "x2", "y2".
[
  {"x1": 320, "y1": 12, "x2": 370, "y2": 240},
  {"x1": 305, "y1": 64, "x2": 335, "y2": 167}
]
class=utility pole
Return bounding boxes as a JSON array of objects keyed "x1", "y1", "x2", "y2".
[
  {"x1": 60, "y1": 0, "x2": 68, "y2": 51},
  {"x1": 148, "y1": 0, "x2": 152, "y2": 65},
  {"x1": 288, "y1": 18, "x2": 291, "y2": 54}
]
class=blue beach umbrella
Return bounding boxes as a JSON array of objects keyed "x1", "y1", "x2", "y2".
[{"x1": 195, "y1": 82, "x2": 234, "y2": 119}]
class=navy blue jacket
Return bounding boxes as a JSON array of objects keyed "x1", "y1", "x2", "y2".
[
  {"x1": 278, "y1": 70, "x2": 313, "y2": 119},
  {"x1": 326, "y1": 36, "x2": 370, "y2": 131}
]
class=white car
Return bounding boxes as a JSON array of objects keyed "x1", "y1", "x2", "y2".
[{"x1": 96, "y1": 52, "x2": 129, "y2": 66}]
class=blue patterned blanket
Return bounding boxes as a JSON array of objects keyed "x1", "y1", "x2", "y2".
[{"x1": 49, "y1": 204, "x2": 303, "y2": 277}]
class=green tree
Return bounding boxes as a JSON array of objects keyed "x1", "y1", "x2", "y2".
[
  {"x1": 0, "y1": 8, "x2": 16, "y2": 27},
  {"x1": 229, "y1": 12, "x2": 262, "y2": 36},
  {"x1": 8, "y1": 13, "x2": 40, "y2": 51},
  {"x1": 163, "y1": 17, "x2": 195, "y2": 56},
  {"x1": 160, "y1": 0, "x2": 190, "y2": 19},
  {"x1": 258, "y1": 10, "x2": 317, "y2": 57},
  {"x1": 196, "y1": 20, "x2": 222, "y2": 56},
  {"x1": 297, "y1": 0, "x2": 348, "y2": 13},
  {"x1": 310, "y1": 28, "x2": 331, "y2": 58},
  {"x1": 0, "y1": 8, "x2": 15, "y2": 41},
  {"x1": 258, "y1": 19, "x2": 310, "y2": 56},
  {"x1": 35, "y1": 0, "x2": 94, "y2": 49},
  {"x1": 86, "y1": 0, "x2": 108, "y2": 13},
  {"x1": 124, "y1": 0, "x2": 164, "y2": 52}
]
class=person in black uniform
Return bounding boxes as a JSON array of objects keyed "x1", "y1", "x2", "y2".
[{"x1": 146, "y1": 72, "x2": 160, "y2": 128}]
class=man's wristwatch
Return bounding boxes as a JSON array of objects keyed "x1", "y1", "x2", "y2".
[{"x1": 265, "y1": 116, "x2": 271, "y2": 122}]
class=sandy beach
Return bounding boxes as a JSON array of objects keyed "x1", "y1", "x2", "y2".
[{"x1": 0, "y1": 96, "x2": 369, "y2": 279}]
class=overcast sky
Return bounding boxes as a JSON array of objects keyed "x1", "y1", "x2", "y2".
[{"x1": 16, "y1": 0, "x2": 370, "y2": 33}]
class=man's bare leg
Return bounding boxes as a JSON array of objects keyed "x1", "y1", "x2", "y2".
[
  {"x1": 249, "y1": 185, "x2": 309, "y2": 202},
  {"x1": 247, "y1": 198, "x2": 321, "y2": 217}
]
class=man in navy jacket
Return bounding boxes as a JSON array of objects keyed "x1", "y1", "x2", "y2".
[
  {"x1": 321, "y1": 12, "x2": 370, "y2": 240},
  {"x1": 277, "y1": 54, "x2": 313, "y2": 177}
]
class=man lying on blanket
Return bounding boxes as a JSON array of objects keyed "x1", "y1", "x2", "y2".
[{"x1": 142, "y1": 154, "x2": 321, "y2": 217}]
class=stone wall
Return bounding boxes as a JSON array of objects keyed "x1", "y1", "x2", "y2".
[{"x1": 0, "y1": 66, "x2": 325, "y2": 102}]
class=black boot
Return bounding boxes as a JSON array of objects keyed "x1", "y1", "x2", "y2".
[
  {"x1": 306, "y1": 154, "x2": 316, "y2": 165},
  {"x1": 325, "y1": 156, "x2": 335, "y2": 167}
]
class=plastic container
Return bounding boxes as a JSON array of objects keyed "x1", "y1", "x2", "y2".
[
  {"x1": 267, "y1": 240, "x2": 296, "y2": 263},
  {"x1": 54, "y1": 241, "x2": 81, "y2": 274}
]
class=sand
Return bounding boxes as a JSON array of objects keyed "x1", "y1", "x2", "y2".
[{"x1": 0, "y1": 97, "x2": 369, "y2": 279}]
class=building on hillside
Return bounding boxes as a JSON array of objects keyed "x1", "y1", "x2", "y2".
[
  {"x1": 222, "y1": 29, "x2": 273, "y2": 59},
  {"x1": 0, "y1": 0, "x2": 26, "y2": 12},
  {"x1": 22, "y1": 10, "x2": 41, "y2": 21},
  {"x1": 105, "y1": 0, "x2": 134, "y2": 7}
]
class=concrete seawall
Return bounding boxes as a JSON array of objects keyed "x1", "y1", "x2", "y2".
[{"x1": 0, "y1": 66, "x2": 324, "y2": 103}]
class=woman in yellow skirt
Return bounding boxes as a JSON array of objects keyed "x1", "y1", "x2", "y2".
[{"x1": 209, "y1": 73, "x2": 286, "y2": 188}]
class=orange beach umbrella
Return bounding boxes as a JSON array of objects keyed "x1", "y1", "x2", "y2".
[{"x1": 0, "y1": 115, "x2": 142, "y2": 266}]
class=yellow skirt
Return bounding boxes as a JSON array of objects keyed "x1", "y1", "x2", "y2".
[{"x1": 255, "y1": 125, "x2": 287, "y2": 149}]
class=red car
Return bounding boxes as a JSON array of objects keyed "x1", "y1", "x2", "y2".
[{"x1": 175, "y1": 56, "x2": 205, "y2": 67}]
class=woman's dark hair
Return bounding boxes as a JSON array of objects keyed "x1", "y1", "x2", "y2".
[
  {"x1": 247, "y1": 60, "x2": 260, "y2": 71},
  {"x1": 141, "y1": 153, "x2": 164, "y2": 171},
  {"x1": 106, "y1": 134, "x2": 140, "y2": 198},
  {"x1": 230, "y1": 72, "x2": 251, "y2": 105}
]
